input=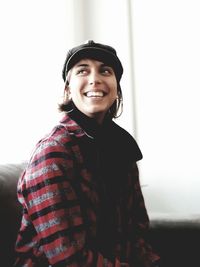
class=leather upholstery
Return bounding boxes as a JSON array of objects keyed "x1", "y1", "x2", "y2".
[{"x1": 0, "y1": 162, "x2": 26, "y2": 267}]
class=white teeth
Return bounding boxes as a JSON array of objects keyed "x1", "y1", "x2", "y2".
[{"x1": 86, "y1": 91, "x2": 104, "y2": 97}]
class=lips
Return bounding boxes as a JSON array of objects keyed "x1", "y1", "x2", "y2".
[{"x1": 84, "y1": 91, "x2": 106, "y2": 97}]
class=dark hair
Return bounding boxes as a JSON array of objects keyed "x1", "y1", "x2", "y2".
[{"x1": 58, "y1": 83, "x2": 123, "y2": 119}]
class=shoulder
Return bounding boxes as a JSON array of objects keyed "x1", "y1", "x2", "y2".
[
  {"x1": 28, "y1": 115, "x2": 84, "y2": 164},
  {"x1": 36, "y1": 114, "x2": 84, "y2": 148},
  {"x1": 110, "y1": 120, "x2": 143, "y2": 162}
]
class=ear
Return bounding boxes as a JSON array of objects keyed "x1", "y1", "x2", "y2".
[
  {"x1": 65, "y1": 80, "x2": 69, "y2": 88},
  {"x1": 64, "y1": 81, "x2": 71, "y2": 93},
  {"x1": 64, "y1": 83, "x2": 72, "y2": 100}
]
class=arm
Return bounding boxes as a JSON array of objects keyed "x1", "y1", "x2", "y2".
[
  {"x1": 15, "y1": 138, "x2": 121, "y2": 267},
  {"x1": 127, "y1": 162, "x2": 160, "y2": 267}
]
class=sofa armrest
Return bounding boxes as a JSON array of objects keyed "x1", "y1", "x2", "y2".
[{"x1": 149, "y1": 213, "x2": 200, "y2": 267}]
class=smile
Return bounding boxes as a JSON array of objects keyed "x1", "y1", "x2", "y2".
[{"x1": 84, "y1": 91, "x2": 106, "y2": 97}]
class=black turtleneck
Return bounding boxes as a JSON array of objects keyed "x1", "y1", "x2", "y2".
[{"x1": 67, "y1": 104, "x2": 142, "y2": 261}]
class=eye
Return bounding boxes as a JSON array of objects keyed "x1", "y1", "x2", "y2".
[
  {"x1": 100, "y1": 66, "x2": 113, "y2": 75},
  {"x1": 76, "y1": 68, "x2": 88, "y2": 75}
]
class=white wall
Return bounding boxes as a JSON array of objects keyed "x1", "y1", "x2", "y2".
[
  {"x1": 0, "y1": 0, "x2": 68, "y2": 163},
  {"x1": 131, "y1": 0, "x2": 200, "y2": 216}
]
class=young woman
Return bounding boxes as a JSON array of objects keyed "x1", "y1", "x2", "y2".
[{"x1": 14, "y1": 40, "x2": 160, "y2": 267}]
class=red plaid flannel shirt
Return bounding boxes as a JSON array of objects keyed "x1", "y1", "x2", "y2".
[{"x1": 14, "y1": 114, "x2": 160, "y2": 267}]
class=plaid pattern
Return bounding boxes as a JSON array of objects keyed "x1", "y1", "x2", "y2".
[{"x1": 14, "y1": 114, "x2": 159, "y2": 266}]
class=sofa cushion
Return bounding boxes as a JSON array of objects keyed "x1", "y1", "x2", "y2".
[
  {"x1": 149, "y1": 213, "x2": 200, "y2": 267},
  {"x1": 0, "y1": 162, "x2": 26, "y2": 267}
]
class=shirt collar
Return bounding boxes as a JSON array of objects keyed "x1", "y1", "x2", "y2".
[{"x1": 61, "y1": 102, "x2": 112, "y2": 139}]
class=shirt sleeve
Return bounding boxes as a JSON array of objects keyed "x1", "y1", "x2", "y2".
[{"x1": 14, "y1": 137, "x2": 122, "y2": 267}]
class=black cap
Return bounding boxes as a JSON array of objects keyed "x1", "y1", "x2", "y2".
[{"x1": 62, "y1": 40, "x2": 123, "y2": 82}]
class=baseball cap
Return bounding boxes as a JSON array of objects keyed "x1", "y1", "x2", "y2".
[{"x1": 62, "y1": 40, "x2": 123, "y2": 82}]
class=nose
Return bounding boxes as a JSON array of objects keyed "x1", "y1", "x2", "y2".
[{"x1": 88, "y1": 70, "x2": 101, "y2": 85}]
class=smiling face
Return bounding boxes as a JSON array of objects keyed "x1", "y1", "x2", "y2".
[{"x1": 66, "y1": 59, "x2": 118, "y2": 124}]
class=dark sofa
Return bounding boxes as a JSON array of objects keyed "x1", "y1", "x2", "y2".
[
  {"x1": 149, "y1": 214, "x2": 200, "y2": 267},
  {"x1": 0, "y1": 163, "x2": 27, "y2": 267},
  {"x1": 0, "y1": 162, "x2": 199, "y2": 267}
]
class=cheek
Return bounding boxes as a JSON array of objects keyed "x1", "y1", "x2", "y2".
[
  {"x1": 110, "y1": 81, "x2": 118, "y2": 96},
  {"x1": 109, "y1": 77, "x2": 118, "y2": 90},
  {"x1": 68, "y1": 80, "x2": 81, "y2": 96},
  {"x1": 69, "y1": 89, "x2": 80, "y2": 100},
  {"x1": 69, "y1": 77, "x2": 86, "y2": 91}
]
